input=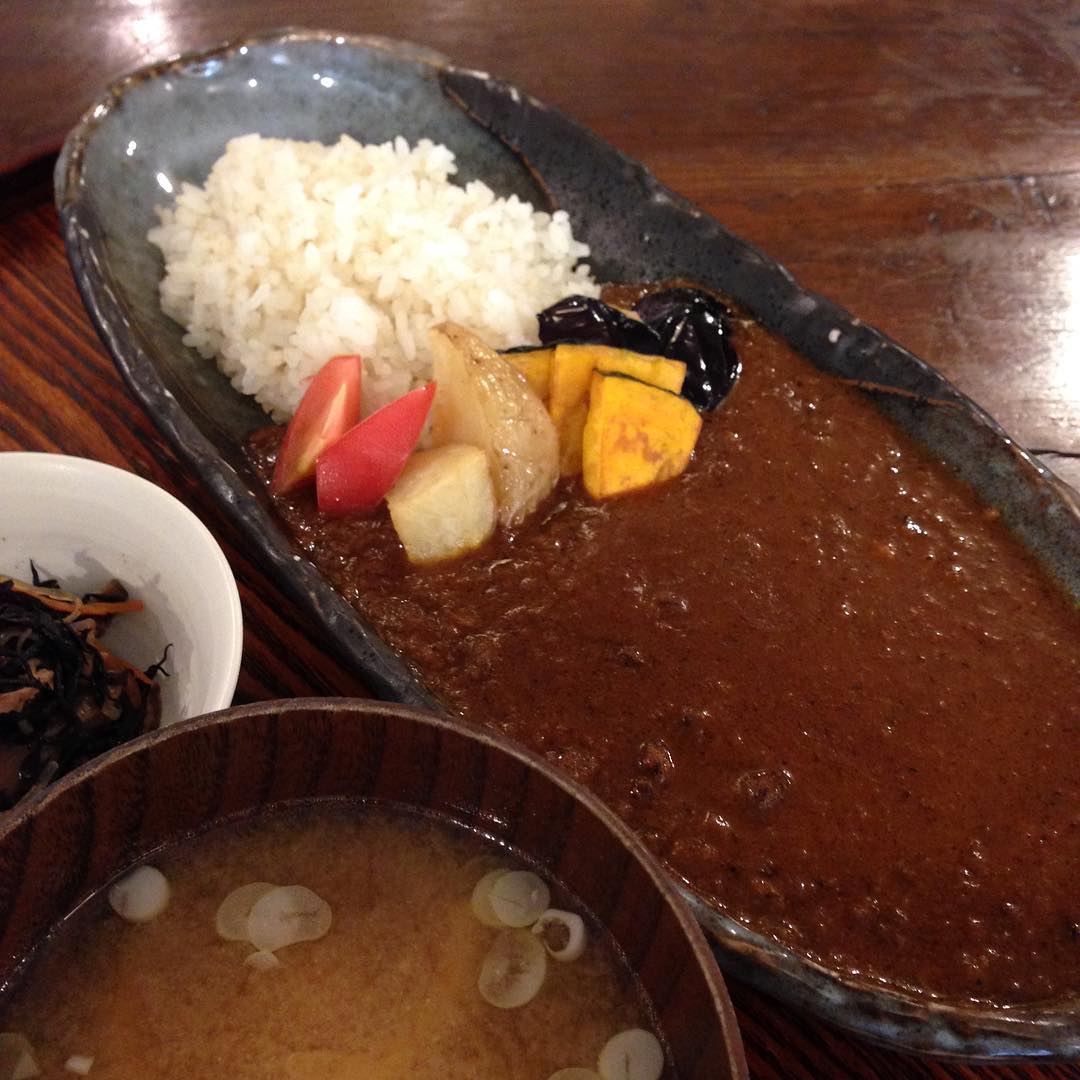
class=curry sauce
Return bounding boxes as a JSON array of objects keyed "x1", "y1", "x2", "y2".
[{"x1": 248, "y1": 323, "x2": 1080, "y2": 1005}]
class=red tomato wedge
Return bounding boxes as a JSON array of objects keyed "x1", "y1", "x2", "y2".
[
  {"x1": 315, "y1": 382, "x2": 437, "y2": 515},
  {"x1": 271, "y1": 355, "x2": 363, "y2": 495}
]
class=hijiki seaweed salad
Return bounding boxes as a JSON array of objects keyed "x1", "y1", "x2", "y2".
[{"x1": 0, "y1": 568, "x2": 165, "y2": 809}]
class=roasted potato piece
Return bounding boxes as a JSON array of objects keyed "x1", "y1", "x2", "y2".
[
  {"x1": 429, "y1": 323, "x2": 558, "y2": 527},
  {"x1": 582, "y1": 372, "x2": 702, "y2": 499},
  {"x1": 387, "y1": 445, "x2": 497, "y2": 564}
]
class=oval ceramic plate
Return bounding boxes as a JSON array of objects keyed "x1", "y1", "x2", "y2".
[{"x1": 55, "y1": 28, "x2": 1080, "y2": 1059}]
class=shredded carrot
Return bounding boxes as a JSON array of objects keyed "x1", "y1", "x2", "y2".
[
  {"x1": 15, "y1": 592, "x2": 143, "y2": 617},
  {"x1": 76, "y1": 599, "x2": 144, "y2": 616}
]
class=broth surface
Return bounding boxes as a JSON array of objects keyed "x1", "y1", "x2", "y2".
[
  {"x1": 248, "y1": 322, "x2": 1080, "y2": 1005},
  {"x1": 2, "y1": 806, "x2": 655, "y2": 1079}
]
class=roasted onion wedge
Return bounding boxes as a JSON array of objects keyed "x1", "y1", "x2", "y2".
[{"x1": 429, "y1": 322, "x2": 558, "y2": 527}]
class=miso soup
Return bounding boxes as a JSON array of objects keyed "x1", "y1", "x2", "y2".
[{"x1": 0, "y1": 804, "x2": 671, "y2": 1079}]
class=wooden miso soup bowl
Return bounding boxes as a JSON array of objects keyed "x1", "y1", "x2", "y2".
[{"x1": 0, "y1": 698, "x2": 747, "y2": 1079}]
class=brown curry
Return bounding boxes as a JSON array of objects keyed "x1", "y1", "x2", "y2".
[{"x1": 248, "y1": 320, "x2": 1080, "y2": 1005}]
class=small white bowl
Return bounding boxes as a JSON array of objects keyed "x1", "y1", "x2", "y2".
[{"x1": 0, "y1": 453, "x2": 242, "y2": 725}]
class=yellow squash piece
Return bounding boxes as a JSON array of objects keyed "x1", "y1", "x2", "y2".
[
  {"x1": 548, "y1": 344, "x2": 605, "y2": 424},
  {"x1": 582, "y1": 372, "x2": 702, "y2": 499},
  {"x1": 596, "y1": 351, "x2": 685, "y2": 394},
  {"x1": 547, "y1": 345, "x2": 599, "y2": 477},
  {"x1": 504, "y1": 348, "x2": 553, "y2": 402},
  {"x1": 548, "y1": 345, "x2": 687, "y2": 477},
  {"x1": 557, "y1": 402, "x2": 590, "y2": 476}
]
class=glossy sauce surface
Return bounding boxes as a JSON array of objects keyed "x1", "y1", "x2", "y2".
[
  {"x1": 2, "y1": 806, "x2": 655, "y2": 1079},
  {"x1": 249, "y1": 325, "x2": 1080, "y2": 1005}
]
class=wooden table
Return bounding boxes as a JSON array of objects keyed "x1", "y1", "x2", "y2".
[{"x1": 2, "y1": 2, "x2": 1078, "y2": 1077}]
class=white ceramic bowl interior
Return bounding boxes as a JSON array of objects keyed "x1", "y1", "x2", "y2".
[{"x1": 0, "y1": 453, "x2": 242, "y2": 724}]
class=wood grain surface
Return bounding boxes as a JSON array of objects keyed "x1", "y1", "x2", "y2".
[{"x1": 2, "y1": 2, "x2": 1079, "y2": 1077}]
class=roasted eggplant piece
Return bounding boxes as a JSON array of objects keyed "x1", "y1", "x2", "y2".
[
  {"x1": 538, "y1": 295, "x2": 661, "y2": 355},
  {"x1": 635, "y1": 288, "x2": 741, "y2": 411}
]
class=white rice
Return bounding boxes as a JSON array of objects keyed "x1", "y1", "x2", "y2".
[{"x1": 148, "y1": 133, "x2": 599, "y2": 420}]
